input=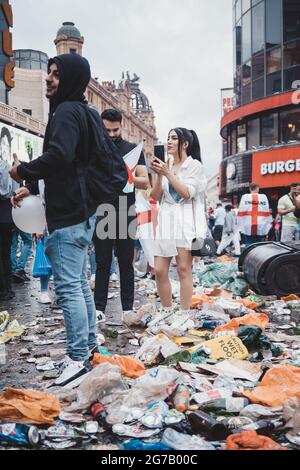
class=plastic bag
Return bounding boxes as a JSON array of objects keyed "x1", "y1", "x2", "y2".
[
  {"x1": 238, "y1": 325, "x2": 283, "y2": 357},
  {"x1": 197, "y1": 263, "x2": 237, "y2": 287},
  {"x1": 32, "y1": 239, "x2": 52, "y2": 278},
  {"x1": 93, "y1": 354, "x2": 145, "y2": 379},
  {"x1": 226, "y1": 430, "x2": 287, "y2": 451},
  {"x1": 214, "y1": 312, "x2": 269, "y2": 336}
]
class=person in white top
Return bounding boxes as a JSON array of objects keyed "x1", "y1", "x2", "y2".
[
  {"x1": 278, "y1": 182, "x2": 300, "y2": 242},
  {"x1": 238, "y1": 183, "x2": 271, "y2": 247},
  {"x1": 150, "y1": 128, "x2": 207, "y2": 315}
]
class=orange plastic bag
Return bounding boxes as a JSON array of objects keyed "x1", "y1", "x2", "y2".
[
  {"x1": 0, "y1": 388, "x2": 60, "y2": 425},
  {"x1": 93, "y1": 354, "x2": 145, "y2": 379},
  {"x1": 235, "y1": 299, "x2": 260, "y2": 310},
  {"x1": 282, "y1": 294, "x2": 300, "y2": 302},
  {"x1": 214, "y1": 312, "x2": 269, "y2": 336},
  {"x1": 226, "y1": 430, "x2": 287, "y2": 451},
  {"x1": 242, "y1": 365, "x2": 300, "y2": 407},
  {"x1": 191, "y1": 294, "x2": 214, "y2": 308}
]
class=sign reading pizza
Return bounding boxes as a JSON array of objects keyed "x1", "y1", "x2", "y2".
[
  {"x1": 252, "y1": 146, "x2": 300, "y2": 188},
  {"x1": 0, "y1": 0, "x2": 15, "y2": 91}
]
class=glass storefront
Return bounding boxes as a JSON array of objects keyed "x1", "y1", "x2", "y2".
[
  {"x1": 224, "y1": 106, "x2": 300, "y2": 157},
  {"x1": 233, "y1": 0, "x2": 300, "y2": 104}
]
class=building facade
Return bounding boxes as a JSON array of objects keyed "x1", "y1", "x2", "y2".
[
  {"x1": 220, "y1": 0, "x2": 300, "y2": 212},
  {"x1": 7, "y1": 22, "x2": 157, "y2": 159}
]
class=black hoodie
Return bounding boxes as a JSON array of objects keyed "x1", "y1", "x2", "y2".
[{"x1": 17, "y1": 54, "x2": 96, "y2": 232}]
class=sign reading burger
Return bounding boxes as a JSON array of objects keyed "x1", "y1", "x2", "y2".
[
  {"x1": 0, "y1": 0, "x2": 14, "y2": 102},
  {"x1": 252, "y1": 146, "x2": 300, "y2": 189}
]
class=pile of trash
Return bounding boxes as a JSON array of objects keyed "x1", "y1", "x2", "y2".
[{"x1": 1, "y1": 259, "x2": 300, "y2": 451}]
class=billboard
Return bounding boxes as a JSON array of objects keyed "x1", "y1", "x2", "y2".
[{"x1": 0, "y1": 121, "x2": 43, "y2": 166}]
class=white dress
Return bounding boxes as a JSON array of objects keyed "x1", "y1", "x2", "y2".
[{"x1": 154, "y1": 156, "x2": 207, "y2": 258}]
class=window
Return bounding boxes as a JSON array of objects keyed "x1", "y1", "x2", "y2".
[
  {"x1": 242, "y1": 83, "x2": 251, "y2": 104},
  {"x1": 267, "y1": 47, "x2": 282, "y2": 74},
  {"x1": 252, "y1": 51, "x2": 264, "y2": 80},
  {"x1": 262, "y1": 112, "x2": 279, "y2": 146},
  {"x1": 70, "y1": 48, "x2": 77, "y2": 54},
  {"x1": 242, "y1": 61, "x2": 251, "y2": 86},
  {"x1": 247, "y1": 117, "x2": 260, "y2": 149},
  {"x1": 242, "y1": 0, "x2": 251, "y2": 14},
  {"x1": 20, "y1": 50, "x2": 30, "y2": 59},
  {"x1": 31, "y1": 61, "x2": 41, "y2": 70},
  {"x1": 284, "y1": 65, "x2": 300, "y2": 90},
  {"x1": 235, "y1": 25, "x2": 242, "y2": 69},
  {"x1": 266, "y1": 0, "x2": 282, "y2": 49},
  {"x1": 231, "y1": 126, "x2": 237, "y2": 155},
  {"x1": 242, "y1": 10, "x2": 251, "y2": 62},
  {"x1": 284, "y1": 40, "x2": 300, "y2": 68},
  {"x1": 267, "y1": 71, "x2": 282, "y2": 95},
  {"x1": 22, "y1": 109, "x2": 32, "y2": 116},
  {"x1": 252, "y1": 77, "x2": 265, "y2": 100},
  {"x1": 237, "y1": 123, "x2": 247, "y2": 152},
  {"x1": 281, "y1": 108, "x2": 300, "y2": 142},
  {"x1": 31, "y1": 51, "x2": 40, "y2": 60},
  {"x1": 252, "y1": 2, "x2": 265, "y2": 54},
  {"x1": 284, "y1": 0, "x2": 300, "y2": 42},
  {"x1": 20, "y1": 60, "x2": 30, "y2": 69},
  {"x1": 236, "y1": 0, "x2": 242, "y2": 22}
]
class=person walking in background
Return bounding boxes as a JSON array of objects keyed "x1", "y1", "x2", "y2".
[
  {"x1": 151, "y1": 127, "x2": 207, "y2": 315},
  {"x1": 11, "y1": 229, "x2": 33, "y2": 282},
  {"x1": 238, "y1": 183, "x2": 271, "y2": 247},
  {"x1": 216, "y1": 204, "x2": 241, "y2": 257},
  {"x1": 213, "y1": 202, "x2": 225, "y2": 246},
  {"x1": 0, "y1": 127, "x2": 18, "y2": 301},
  {"x1": 278, "y1": 183, "x2": 300, "y2": 243}
]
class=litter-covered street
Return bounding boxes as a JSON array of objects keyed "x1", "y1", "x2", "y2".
[{"x1": 1, "y1": 256, "x2": 300, "y2": 451}]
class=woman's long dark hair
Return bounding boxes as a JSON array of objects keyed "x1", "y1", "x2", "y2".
[{"x1": 170, "y1": 127, "x2": 202, "y2": 163}]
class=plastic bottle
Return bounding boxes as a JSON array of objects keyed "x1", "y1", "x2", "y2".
[
  {"x1": 232, "y1": 418, "x2": 285, "y2": 435},
  {"x1": 90, "y1": 403, "x2": 111, "y2": 430},
  {"x1": 173, "y1": 385, "x2": 190, "y2": 412},
  {"x1": 200, "y1": 398, "x2": 250, "y2": 413},
  {"x1": 188, "y1": 410, "x2": 229, "y2": 441}
]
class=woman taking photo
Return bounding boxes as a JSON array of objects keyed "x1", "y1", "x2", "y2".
[{"x1": 150, "y1": 127, "x2": 207, "y2": 315}]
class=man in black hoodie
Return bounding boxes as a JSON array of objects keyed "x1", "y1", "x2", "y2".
[{"x1": 10, "y1": 54, "x2": 99, "y2": 388}]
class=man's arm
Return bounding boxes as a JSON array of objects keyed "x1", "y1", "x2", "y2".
[
  {"x1": 134, "y1": 165, "x2": 149, "y2": 190},
  {"x1": 16, "y1": 103, "x2": 81, "y2": 182},
  {"x1": 278, "y1": 198, "x2": 295, "y2": 216}
]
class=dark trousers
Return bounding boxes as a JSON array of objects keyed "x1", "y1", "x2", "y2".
[
  {"x1": 0, "y1": 224, "x2": 13, "y2": 293},
  {"x1": 94, "y1": 215, "x2": 136, "y2": 312}
]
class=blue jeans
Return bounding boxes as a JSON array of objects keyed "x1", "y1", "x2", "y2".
[
  {"x1": 45, "y1": 216, "x2": 97, "y2": 361},
  {"x1": 11, "y1": 230, "x2": 33, "y2": 272}
]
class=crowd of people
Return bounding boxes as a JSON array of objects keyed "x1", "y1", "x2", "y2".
[
  {"x1": 208, "y1": 181, "x2": 300, "y2": 257},
  {"x1": 1, "y1": 52, "x2": 300, "y2": 389}
]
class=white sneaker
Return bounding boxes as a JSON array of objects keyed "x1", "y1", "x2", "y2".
[
  {"x1": 110, "y1": 273, "x2": 118, "y2": 282},
  {"x1": 147, "y1": 308, "x2": 173, "y2": 328},
  {"x1": 52, "y1": 357, "x2": 90, "y2": 387},
  {"x1": 38, "y1": 292, "x2": 52, "y2": 304},
  {"x1": 90, "y1": 274, "x2": 96, "y2": 282},
  {"x1": 108, "y1": 292, "x2": 115, "y2": 299},
  {"x1": 96, "y1": 310, "x2": 106, "y2": 324}
]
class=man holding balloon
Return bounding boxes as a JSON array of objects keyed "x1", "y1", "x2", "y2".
[{"x1": 9, "y1": 53, "x2": 108, "y2": 388}]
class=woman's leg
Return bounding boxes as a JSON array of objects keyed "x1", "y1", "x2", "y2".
[
  {"x1": 176, "y1": 248, "x2": 193, "y2": 310},
  {"x1": 154, "y1": 256, "x2": 172, "y2": 308}
]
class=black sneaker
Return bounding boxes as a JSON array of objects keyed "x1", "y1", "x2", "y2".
[
  {"x1": 12, "y1": 272, "x2": 25, "y2": 283},
  {"x1": 17, "y1": 270, "x2": 30, "y2": 282}
]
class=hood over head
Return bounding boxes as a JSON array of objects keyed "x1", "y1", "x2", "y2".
[{"x1": 48, "y1": 53, "x2": 91, "y2": 111}]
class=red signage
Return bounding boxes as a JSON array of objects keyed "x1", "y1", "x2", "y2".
[{"x1": 252, "y1": 146, "x2": 300, "y2": 188}]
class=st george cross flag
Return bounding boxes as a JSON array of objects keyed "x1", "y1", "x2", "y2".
[
  {"x1": 135, "y1": 192, "x2": 155, "y2": 268},
  {"x1": 122, "y1": 141, "x2": 144, "y2": 194},
  {"x1": 238, "y1": 193, "x2": 272, "y2": 236}
]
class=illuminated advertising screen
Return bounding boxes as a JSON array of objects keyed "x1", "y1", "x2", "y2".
[{"x1": 0, "y1": 121, "x2": 43, "y2": 166}]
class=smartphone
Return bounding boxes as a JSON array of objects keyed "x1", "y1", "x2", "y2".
[{"x1": 154, "y1": 144, "x2": 165, "y2": 162}]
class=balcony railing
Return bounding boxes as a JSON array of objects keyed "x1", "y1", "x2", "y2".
[{"x1": 0, "y1": 102, "x2": 46, "y2": 136}]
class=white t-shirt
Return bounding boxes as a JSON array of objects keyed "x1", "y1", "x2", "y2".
[
  {"x1": 278, "y1": 194, "x2": 298, "y2": 228},
  {"x1": 214, "y1": 207, "x2": 226, "y2": 226}
]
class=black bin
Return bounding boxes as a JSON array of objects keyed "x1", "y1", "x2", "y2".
[{"x1": 238, "y1": 242, "x2": 300, "y2": 296}]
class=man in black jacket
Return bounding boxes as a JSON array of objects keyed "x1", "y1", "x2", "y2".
[
  {"x1": 10, "y1": 54, "x2": 99, "y2": 388},
  {"x1": 94, "y1": 109, "x2": 148, "y2": 323}
]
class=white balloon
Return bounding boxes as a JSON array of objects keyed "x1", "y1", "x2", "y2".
[{"x1": 12, "y1": 196, "x2": 46, "y2": 234}]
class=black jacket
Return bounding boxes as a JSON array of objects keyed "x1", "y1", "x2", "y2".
[{"x1": 17, "y1": 54, "x2": 96, "y2": 232}]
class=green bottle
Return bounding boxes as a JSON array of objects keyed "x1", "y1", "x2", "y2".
[{"x1": 200, "y1": 398, "x2": 249, "y2": 413}]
